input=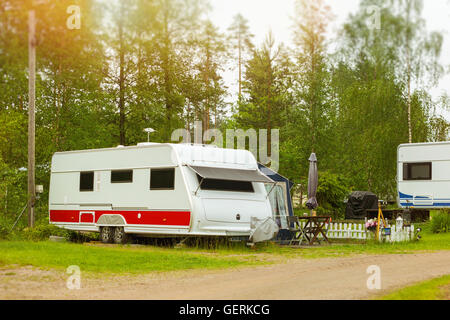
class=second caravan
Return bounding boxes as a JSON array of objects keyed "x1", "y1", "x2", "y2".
[{"x1": 397, "y1": 141, "x2": 450, "y2": 209}]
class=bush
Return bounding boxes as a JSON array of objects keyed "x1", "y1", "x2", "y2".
[
  {"x1": 0, "y1": 224, "x2": 8, "y2": 239},
  {"x1": 0, "y1": 214, "x2": 14, "y2": 239},
  {"x1": 66, "y1": 230, "x2": 99, "y2": 243},
  {"x1": 431, "y1": 210, "x2": 450, "y2": 234},
  {"x1": 315, "y1": 171, "x2": 351, "y2": 220},
  {"x1": 0, "y1": 216, "x2": 101, "y2": 242},
  {"x1": 19, "y1": 224, "x2": 69, "y2": 241}
]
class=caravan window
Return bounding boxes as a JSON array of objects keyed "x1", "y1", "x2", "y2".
[
  {"x1": 80, "y1": 172, "x2": 94, "y2": 192},
  {"x1": 403, "y1": 163, "x2": 432, "y2": 181},
  {"x1": 150, "y1": 168, "x2": 175, "y2": 190},
  {"x1": 111, "y1": 170, "x2": 133, "y2": 183},
  {"x1": 197, "y1": 174, "x2": 254, "y2": 193}
]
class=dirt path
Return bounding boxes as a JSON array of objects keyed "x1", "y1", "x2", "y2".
[{"x1": 1, "y1": 251, "x2": 449, "y2": 300}]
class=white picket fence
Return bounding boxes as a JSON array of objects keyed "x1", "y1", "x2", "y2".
[{"x1": 298, "y1": 221, "x2": 416, "y2": 243}]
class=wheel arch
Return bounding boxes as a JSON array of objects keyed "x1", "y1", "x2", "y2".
[{"x1": 96, "y1": 214, "x2": 126, "y2": 226}]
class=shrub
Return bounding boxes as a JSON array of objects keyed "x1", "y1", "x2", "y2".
[
  {"x1": 0, "y1": 214, "x2": 14, "y2": 239},
  {"x1": 20, "y1": 224, "x2": 69, "y2": 241},
  {"x1": 66, "y1": 230, "x2": 99, "y2": 243},
  {"x1": 315, "y1": 171, "x2": 351, "y2": 220},
  {"x1": 0, "y1": 224, "x2": 8, "y2": 239},
  {"x1": 0, "y1": 217, "x2": 101, "y2": 242},
  {"x1": 431, "y1": 210, "x2": 450, "y2": 234}
]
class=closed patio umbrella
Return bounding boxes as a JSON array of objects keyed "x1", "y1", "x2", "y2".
[{"x1": 305, "y1": 153, "x2": 318, "y2": 211}]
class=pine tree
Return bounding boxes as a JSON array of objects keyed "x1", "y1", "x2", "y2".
[
  {"x1": 292, "y1": 0, "x2": 333, "y2": 155},
  {"x1": 228, "y1": 14, "x2": 254, "y2": 104},
  {"x1": 236, "y1": 31, "x2": 290, "y2": 158},
  {"x1": 193, "y1": 20, "x2": 228, "y2": 132}
]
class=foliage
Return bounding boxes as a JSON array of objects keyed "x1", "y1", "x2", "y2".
[
  {"x1": 291, "y1": 0, "x2": 334, "y2": 156},
  {"x1": 326, "y1": 0, "x2": 439, "y2": 198},
  {"x1": 0, "y1": 0, "x2": 448, "y2": 221},
  {"x1": 0, "y1": 225, "x2": 8, "y2": 240},
  {"x1": 0, "y1": 212, "x2": 73, "y2": 241},
  {"x1": 2, "y1": 217, "x2": 101, "y2": 242},
  {"x1": 236, "y1": 32, "x2": 290, "y2": 133},
  {"x1": 315, "y1": 171, "x2": 351, "y2": 219},
  {"x1": 16, "y1": 224, "x2": 69, "y2": 241},
  {"x1": 430, "y1": 210, "x2": 450, "y2": 234},
  {"x1": 66, "y1": 230, "x2": 100, "y2": 243}
]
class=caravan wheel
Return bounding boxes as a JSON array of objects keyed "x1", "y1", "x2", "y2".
[
  {"x1": 113, "y1": 227, "x2": 129, "y2": 244},
  {"x1": 100, "y1": 227, "x2": 114, "y2": 244}
]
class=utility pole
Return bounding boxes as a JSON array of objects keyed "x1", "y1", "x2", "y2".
[{"x1": 28, "y1": 10, "x2": 36, "y2": 228}]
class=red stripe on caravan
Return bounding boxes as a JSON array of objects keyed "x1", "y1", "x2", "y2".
[
  {"x1": 50, "y1": 210, "x2": 80, "y2": 223},
  {"x1": 50, "y1": 210, "x2": 191, "y2": 227}
]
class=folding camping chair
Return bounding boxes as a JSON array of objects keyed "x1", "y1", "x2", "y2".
[{"x1": 287, "y1": 216, "x2": 307, "y2": 246}]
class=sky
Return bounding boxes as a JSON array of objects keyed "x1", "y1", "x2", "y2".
[{"x1": 208, "y1": 0, "x2": 450, "y2": 121}]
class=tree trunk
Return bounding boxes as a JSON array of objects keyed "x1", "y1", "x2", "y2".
[
  {"x1": 406, "y1": 2, "x2": 412, "y2": 144},
  {"x1": 118, "y1": 16, "x2": 125, "y2": 146},
  {"x1": 203, "y1": 43, "x2": 211, "y2": 133},
  {"x1": 407, "y1": 65, "x2": 412, "y2": 144},
  {"x1": 27, "y1": 10, "x2": 36, "y2": 228},
  {"x1": 163, "y1": 8, "x2": 172, "y2": 140},
  {"x1": 267, "y1": 56, "x2": 272, "y2": 157},
  {"x1": 238, "y1": 31, "x2": 242, "y2": 103}
]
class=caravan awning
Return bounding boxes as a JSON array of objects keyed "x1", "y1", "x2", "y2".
[{"x1": 189, "y1": 165, "x2": 274, "y2": 183}]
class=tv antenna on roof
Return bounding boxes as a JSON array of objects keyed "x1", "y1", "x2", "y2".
[{"x1": 143, "y1": 128, "x2": 156, "y2": 142}]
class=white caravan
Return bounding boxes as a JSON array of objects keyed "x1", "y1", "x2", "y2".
[
  {"x1": 397, "y1": 142, "x2": 450, "y2": 209},
  {"x1": 49, "y1": 143, "x2": 276, "y2": 243}
]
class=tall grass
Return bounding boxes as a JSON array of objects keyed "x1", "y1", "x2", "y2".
[{"x1": 431, "y1": 210, "x2": 450, "y2": 234}]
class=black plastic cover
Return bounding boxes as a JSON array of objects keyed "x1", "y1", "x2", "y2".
[{"x1": 345, "y1": 191, "x2": 379, "y2": 220}]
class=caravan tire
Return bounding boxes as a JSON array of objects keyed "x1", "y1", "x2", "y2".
[
  {"x1": 100, "y1": 227, "x2": 114, "y2": 244},
  {"x1": 113, "y1": 227, "x2": 129, "y2": 244}
]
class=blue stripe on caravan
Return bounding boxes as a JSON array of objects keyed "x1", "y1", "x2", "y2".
[
  {"x1": 398, "y1": 192, "x2": 413, "y2": 199},
  {"x1": 400, "y1": 203, "x2": 450, "y2": 207},
  {"x1": 399, "y1": 192, "x2": 450, "y2": 202}
]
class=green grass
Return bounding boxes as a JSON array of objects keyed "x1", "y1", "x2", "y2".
[
  {"x1": 0, "y1": 241, "x2": 267, "y2": 274},
  {"x1": 0, "y1": 223, "x2": 448, "y2": 275},
  {"x1": 378, "y1": 274, "x2": 450, "y2": 300},
  {"x1": 247, "y1": 231, "x2": 450, "y2": 259}
]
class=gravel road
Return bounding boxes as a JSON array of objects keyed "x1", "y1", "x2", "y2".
[{"x1": 1, "y1": 251, "x2": 449, "y2": 300}]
